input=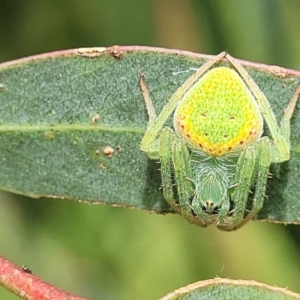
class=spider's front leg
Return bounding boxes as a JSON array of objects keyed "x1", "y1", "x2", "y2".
[
  {"x1": 217, "y1": 143, "x2": 257, "y2": 231},
  {"x1": 159, "y1": 128, "x2": 195, "y2": 220},
  {"x1": 225, "y1": 54, "x2": 300, "y2": 164},
  {"x1": 219, "y1": 138, "x2": 271, "y2": 231},
  {"x1": 233, "y1": 137, "x2": 271, "y2": 230},
  {"x1": 230, "y1": 145, "x2": 256, "y2": 226}
]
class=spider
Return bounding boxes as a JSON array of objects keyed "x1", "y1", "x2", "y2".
[{"x1": 139, "y1": 52, "x2": 300, "y2": 230}]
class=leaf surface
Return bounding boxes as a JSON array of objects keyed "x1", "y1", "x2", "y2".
[{"x1": 0, "y1": 46, "x2": 300, "y2": 224}]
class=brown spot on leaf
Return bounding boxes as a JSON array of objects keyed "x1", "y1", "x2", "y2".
[
  {"x1": 44, "y1": 131, "x2": 55, "y2": 140},
  {"x1": 103, "y1": 146, "x2": 114, "y2": 157},
  {"x1": 109, "y1": 46, "x2": 124, "y2": 59}
]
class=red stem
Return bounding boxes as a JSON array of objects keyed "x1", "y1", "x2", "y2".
[{"x1": 0, "y1": 255, "x2": 88, "y2": 300}]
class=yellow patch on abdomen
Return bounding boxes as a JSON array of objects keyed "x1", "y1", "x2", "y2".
[{"x1": 174, "y1": 67, "x2": 263, "y2": 156}]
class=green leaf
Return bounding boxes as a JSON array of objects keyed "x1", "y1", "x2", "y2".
[
  {"x1": 0, "y1": 46, "x2": 300, "y2": 224},
  {"x1": 159, "y1": 278, "x2": 300, "y2": 300}
]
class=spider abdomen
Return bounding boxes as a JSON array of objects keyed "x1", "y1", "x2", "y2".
[{"x1": 174, "y1": 67, "x2": 263, "y2": 156}]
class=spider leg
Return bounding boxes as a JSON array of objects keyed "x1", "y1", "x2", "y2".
[
  {"x1": 216, "y1": 194, "x2": 231, "y2": 227},
  {"x1": 159, "y1": 128, "x2": 176, "y2": 206},
  {"x1": 139, "y1": 74, "x2": 157, "y2": 127},
  {"x1": 159, "y1": 128, "x2": 197, "y2": 220},
  {"x1": 225, "y1": 53, "x2": 300, "y2": 163},
  {"x1": 230, "y1": 145, "x2": 256, "y2": 227},
  {"x1": 171, "y1": 137, "x2": 196, "y2": 220},
  {"x1": 280, "y1": 82, "x2": 300, "y2": 144},
  {"x1": 234, "y1": 137, "x2": 271, "y2": 230}
]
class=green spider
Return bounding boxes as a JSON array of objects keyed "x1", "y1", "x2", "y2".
[{"x1": 140, "y1": 52, "x2": 300, "y2": 231}]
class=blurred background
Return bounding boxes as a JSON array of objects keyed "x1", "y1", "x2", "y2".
[{"x1": 1, "y1": 1, "x2": 300, "y2": 299}]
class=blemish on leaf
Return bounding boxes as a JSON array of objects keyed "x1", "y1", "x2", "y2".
[
  {"x1": 99, "y1": 163, "x2": 106, "y2": 169},
  {"x1": 76, "y1": 47, "x2": 106, "y2": 58},
  {"x1": 44, "y1": 131, "x2": 55, "y2": 140},
  {"x1": 270, "y1": 65, "x2": 288, "y2": 77},
  {"x1": 103, "y1": 146, "x2": 114, "y2": 157},
  {"x1": 116, "y1": 145, "x2": 122, "y2": 151},
  {"x1": 109, "y1": 46, "x2": 124, "y2": 59},
  {"x1": 0, "y1": 83, "x2": 4, "y2": 91},
  {"x1": 91, "y1": 114, "x2": 99, "y2": 123}
]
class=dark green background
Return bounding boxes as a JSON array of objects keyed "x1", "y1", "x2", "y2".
[{"x1": 1, "y1": 1, "x2": 300, "y2": 299}]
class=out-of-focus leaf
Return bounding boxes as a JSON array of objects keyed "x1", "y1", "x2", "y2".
[{"x1": 159, "y1": 278, "x2": 300, "y2": 300}]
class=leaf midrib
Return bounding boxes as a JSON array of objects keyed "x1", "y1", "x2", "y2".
[{"x1": 0, "y1": 124, "x2": 144, "y2": 133}]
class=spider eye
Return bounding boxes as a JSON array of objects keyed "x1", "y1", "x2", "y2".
[{"x1": 205, "y1": 200, "x2": 214, "y2": 213}]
